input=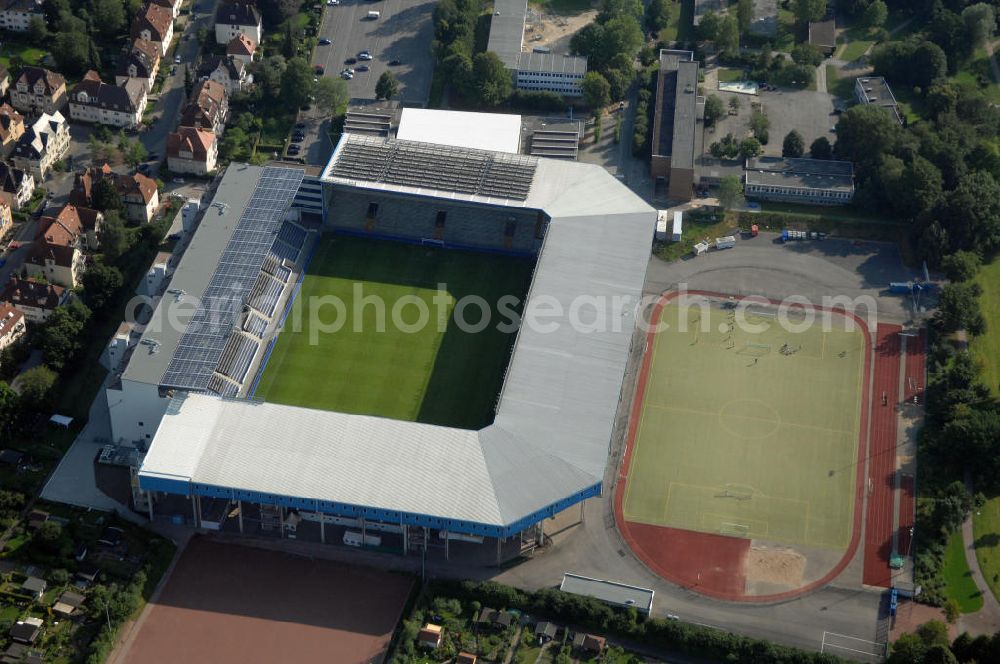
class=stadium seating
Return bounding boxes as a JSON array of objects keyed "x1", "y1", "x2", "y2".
[
  {"x1": 207, "y1": 373, "x2": 240, "y2": 398},
  {"x1": 216, "y1": 332, "x2": 259, "y2": 384},
  {"x1": 277, "y1": 222, "x2": 307, "y2": 249},
  {"x1": 243, "y1": 312, "x2": 269, "y2": 339},
  {"x1": 246, "y1": 273, "x2": 283, "y2": 318}
]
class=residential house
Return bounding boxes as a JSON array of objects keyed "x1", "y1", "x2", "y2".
[
  {"x1": 571, "y1": 633, "x2": 606, "y2": 654},
  {"x1": 20, "y1": 577, "x2": 46, "y2": 600},
  {"x1": 8, "y1": 618, "x2": 42, "y2": 645},
  {"x1": 0, "y1": 103, "x2": 25, "y2": 158},
  {"x1": 179, "y1": 79, "x2": 228, "y2": 135},
  {"x1": 115, "y1": 39, "x2": 162, "y2": 93},
  {"x1": 0, "y1": 302, "x2": 26, "y2": 358},
  {"x1": 226, "y1": 33, "x2": 256, "y2": 64},
  {"x1": 25, "y1": 209, "x2": 88, "y2": 287},
  {"x1": 534, "y1": 622, "x2": 558, "y2": 643},
  {"x1": 0, "y1": 199, "x2": 10, "y2": 235},
  {"x1": 2, "y1": 643, "x2": 44, "y2": 664},
  {"x1": 166, "y1": 126, "x2": 218, "y2": 174},
  {"x1": 150, "y1": 0, "x2": 182, "y2": 18},
  {"x1": 52, "y1": 590, "x2": 85, "y2": 616},
  {"x1": 417, "y1": 624, "x2": 443, "y2": 649},
  {"x1": 197, "y1": 55, "x2": 247, "y2": 94},
  {"x1": 71, "y1": 164, "x2": 159, "y2": 224},
  {"x1": 215, "y1": 0, "x2": 262, "y2": 45},
  {"x1": 0, "y1": 0, "x2": 44, "y2": 33},
  {"x1": 10, "y1": 66, "x2": 67, "y2": 115},
  {"x1": 131, "y1": 3, "x2": 174, "y2": 57},
  {"x1": 0, "y1": 160, "x2": 33, "y2": 210},
  {"x1": 69, "y1": 71, "x2": 147, "y2": 129},
  {"x1": 0, "y1": 66, "x2": 9, "y2": 98},
  {"x1": 474, "y1": 607, "x2": 497, "y2": 630},
  {"x1": 808, "y1": 19, "x2": 837, "y2": 56},
  {"x1": 456, "y1": 654, "x2": 477, "y2": 664},
  {"x1": 0, "y1": 277, "x2": 68, "y2": 322},
  {"x1": 11, "y1": 110, "x2": 70, "y2": 180}
]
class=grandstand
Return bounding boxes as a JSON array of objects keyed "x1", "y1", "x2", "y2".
[{"x1": 117, "y1": 121, "x2": 654, "y2": 561}]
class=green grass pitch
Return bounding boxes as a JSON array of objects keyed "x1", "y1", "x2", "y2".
[
  {"x1": 622, "y1": 300, "x2": 866, "y2": 549},
  {"x1": 253, "y1": 236, "x2": 535, "y2": 429}
]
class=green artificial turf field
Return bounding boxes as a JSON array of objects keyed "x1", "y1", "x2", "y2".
[
  {"x1": 253, "y1": 236, "x2": 534, "y2": 429},
  {"x1": 622, "y1": 299, "x2": 866, "y2": 549}
]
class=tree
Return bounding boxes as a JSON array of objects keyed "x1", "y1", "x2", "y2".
[
  {"x1": 471, "y1": 52, "x2": 512, "y2": 106},
  {"x1": 697, "y1": 11, "x2": 720, "y2": 41},
  {"x1": 871, "y1": 38, "x2": 947, "y2": 89},
  {"x1": 602, "y1": 15, "x2": 644, "y2": 62},
  {"x1": 739, "y1": 137, "x2": 762, "y2": 159},
  {"x1": 581, "y1": 71, "x2": 611, "y2": 110},
  {"x1": 715, "y1": 14, "x2": 739, "y2": 54},
  {"x1": 749, "y1": 110, "x2": 769, "y2": 141},
  {"x1": 375, "y1": 71, "x2": 399, "y2": 100},
  {"x1": 440, "y1": 52, "x2": 473, "y2": 93},
  {"x1": 782, "y1": 130, "x2": 805, "y2": 158},
  {"x1": 718, "y1": 176, "x2": 743, "y2": 208},
  {"x1": 737, "y1": 0, "x2": 753, "y2": 32},
  {"x1": 258, "y1": 0, "x2": 304, "y2": 27},
  {"x1": 254, "y1": 55, "x2": 287, "y2": 98},
  {"x1": 0, "y1": 382, "x2": 17, "y2": 439},
  {"x1": 939, "y1": 171, "x2": 1000, "y2": 252},
  {"x1": 93, "y1": 0, "x2": 126, "y2": 39},
  {"x1": 314, "y1": 77, "x2": 349, "y2": 116},
  {"x1": 124, "y1": 140, "x2": 148, "y2": 169},
  {"x1": 99, "y1": 211, "x2": 132, "y2": 262},
  {"x1": 282, "y1": 21, "x2": 297, "y2": 59},
  {"x1": 962, "y1": 3, "x2": 996, "y2": 49},
  {"x1": 82, "y1": 262, "x2": 123, "y2": 311},
  {"x1": 728, "y1": 96, "x2": 740, "y2": 114},
  {"x1": 936, "y1": 282, "x2": 986, "y2": 334},
  {"x1": 17, "y1": 365, "x2": 56, "y2": 410},
  {"x1": 51, "y1": 30, "x2": 93, "y2": 77},
  {"x1": 793, "y1": 0, "x2": 827, "y2": 24},
  {"x1": 280, "y1": 57, "x2": 314, "y2": 109},
  {"x1": 570, "y1": 22, "x2": 605, "y2": 59},
  {"x1": 38, "y1": 302, "x2": 91, "y2": 371},
  {"x1": 833, "y1": 104, "x2": 903, "y2": 168},
  {"x1": 791, "y1": 43, "x2": 824, "y2": 66},
  {"x1": 703, "y1": 94, "x2": 724, "y2": 127},
  {"x1": 644, "y1": 0, "x2": 671, "y2": 33},
  {"x1": 861, "y1": 0, "x2": 887, "y2": 29},
  {"x1": 92, "y1": 178, "x2": 123, "y2": 213},
  {"x1": 27, "y1": 16, "x2": 46, "y2": 43}
]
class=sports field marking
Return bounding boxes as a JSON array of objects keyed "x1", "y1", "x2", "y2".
[{"x1": 622, "y1": 298, "x2": 865, "y2": 550}]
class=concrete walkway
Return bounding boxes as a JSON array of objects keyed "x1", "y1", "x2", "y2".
[{"x1": 958, "y1": 508, "x2": 1000, "y2": 635}]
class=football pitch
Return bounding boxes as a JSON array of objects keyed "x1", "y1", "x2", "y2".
[
  {"x1": 622, "y1": 298, "x2": 867, "y2": 549},
  {"x1": 253, "y1": 236, "x2": 534, "y2": 429}
]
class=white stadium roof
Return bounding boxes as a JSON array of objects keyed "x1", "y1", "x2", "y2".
[
  {"x1": 396, "y1": 108, "x2": 522, "y2": 154},
  {"x1": 140, "y1": 133, "x2": 655, "y2": 536}
]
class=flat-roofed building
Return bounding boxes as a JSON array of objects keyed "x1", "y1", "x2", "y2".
[
  {"x1": 651, "y1": 50, "x2": 700, "y2": 201},
  {"x1": 744, "y1": 156, "x2": 855, "y2": 205},
  {"x1": 855, "y1": 76, "x2": 903, "y2": 125}
]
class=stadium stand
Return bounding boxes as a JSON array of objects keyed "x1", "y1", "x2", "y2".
[
  {"x1": 277, "y1": 222, "x2": 307, "y2": 249},
  {"x1": 246, "y1": 273, "x2": 283, "y2": 318},
  {"x1": 216, "y1": 332, "x2": 259, "y2": 384},
  {"x1": 207, "y1": 373, "x2": 240, "y2": 398},
  {"x1": 269, "y1": 240, "x2": 299, "y2": 264},
  {"x1": 243, "y1": 312, "x2": 269, "y2": 339}
]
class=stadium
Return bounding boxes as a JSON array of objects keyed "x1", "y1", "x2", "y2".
[{"x1": 108, "y1": 116, "x2": 655, "y2": 560}]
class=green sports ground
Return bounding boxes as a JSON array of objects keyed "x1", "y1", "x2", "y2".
[
  {"x1": 253, "y1": 236, "x2": 534, "y2": 429},
  {"x1": 622, "y1": 299, "x2": 867, "y2": 549}
]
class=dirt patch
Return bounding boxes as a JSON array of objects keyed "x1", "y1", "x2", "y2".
[
  {"x1": 890, "y1": 600, "x2": 956, "y2": 642},
  {"x1": 745, "y1": 545, "x2": 806, "y2": 588},
  {"x1": 119, "y1": 537, "x2": 412, "y2": 664},
  {"x1": 525, "y1": 10, "x2": 596, "y2": 51}
]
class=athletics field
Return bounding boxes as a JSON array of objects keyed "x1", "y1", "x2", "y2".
[
  {"x1": 621, "y1": 295, "x2": 867, "y2": 550},
  {"x1": 253, "y1": 236, "x2": 534, "y2": 429}
]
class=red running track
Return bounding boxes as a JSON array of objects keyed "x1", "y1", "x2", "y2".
[
  {"x1": 863, "y1": 323, "x2": 902, "y2": 588},
  {"x1": 904, "y1": 329, "x2": 926, "y2": 403}
]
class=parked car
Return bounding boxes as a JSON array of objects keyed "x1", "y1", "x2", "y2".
[
  {"x1": 344, "y1": 57, "x2": 357, "y2": 65},
  {"x1": 319, "y1": 38, "x2": 332, "y2": 45},
  {"x1": 314, "y1": 64, "x2": 325, "y2": 74},
  {"x1": 327, "y1": 0, "x2": 339, "y2": 5},
  {"x1": 172, "y1": 177, "x2": 185, "y2": 184},
  {"x1": 388, "y1": 58, "x2": 401, "y2": 66},
  {"x1": 356, "y1": 65, "x2": 369, "y2": 72},
  {"x1": 358, "y1": 51, "x2": 373, "y2": 60},
  {"x1": 174, "y1": 54, "x2": 181, "y2": 64},
  {"x1": 295, "y1": 122, "x2": 306, "y2": 129}
]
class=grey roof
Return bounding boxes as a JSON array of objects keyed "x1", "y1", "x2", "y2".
[
  {"x1": 855, "y1": 76, "x2": 902, "y2": 124},
  {"x1": 559, "y1": 573, "x2": 654, "y2": 613},
  {"x1": 123, "y1": 165, "x2": 303, "y2": 386},
  {"x1": 745, "y1": 157, "x2": 855, "y2": 192},
  {"x1": 653, "y1": 51, "x2": 698, "y2": 170},
  {"x1": 140, "y1": 135, "x2": 655, "y2": 533},
  {"x1": 487, "y1": 0, "x2": 527, "y2": 69},
  {"x1": 516, "y1": 52, "x2": 587, "y2": 75},
  {"x1": 808, "y1": 19, "x2": 836, "y2": 48}
]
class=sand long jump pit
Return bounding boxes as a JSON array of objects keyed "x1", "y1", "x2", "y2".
[{"x1": 121, "y1": 538, "x2": 413, "y2": 664}]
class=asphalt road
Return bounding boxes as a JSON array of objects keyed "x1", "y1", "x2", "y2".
[
  {"x1": 140, "y1": 0, "x2": 222, "y2": 176},
  {"x1": 312, "y1": 0, "x2": 435, "y2": 105}
]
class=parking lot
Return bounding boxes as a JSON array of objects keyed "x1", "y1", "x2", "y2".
[{"x1": 313, "y1": 0, "x2": 435, "y2": 105}]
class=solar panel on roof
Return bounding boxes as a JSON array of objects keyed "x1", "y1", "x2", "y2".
[{"x1": 160, "y1": 167, "x2": 305, "y2": 391}]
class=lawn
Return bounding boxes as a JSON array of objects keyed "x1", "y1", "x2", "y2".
[
  {"x1": 826, "y1": 65, "x2": 855, "y2": 100},
  {"x1": 254, "y1": 236, "x2": 535, "y2": 429},
  {"x1": 622, "y1": 299, "x2": 866, "y2": 548},
  {"x1": 0, "y1": 43, "x2": 46, "y2": 72},
  {"x1": 954, "y1": 47, "x2": 1000, "y2": 105},
  {"x1": 717, "y1": 68, "x2": 744, "y2": 83},
  {"x1": 972, "y1": 258, "x2": 1000, "y2": 397},
  {"x1": 838, "y1": 39, "x2": 875, "y2": 63},
  {"x1": 653, "y1": 210, "x2": 737, "y2": 262},
  {"x1": 531, "y1": 0, "x2": 593, "y2": 13},
  {"x1": 942, "y1": 530, "x2": 985, "y2": 613},
  {"x1": 656, "y1": 0, "x2": 681, "y2": 42},
  {"x1": 974, "y1": 495, "x2": 1000, "y2": 604}
]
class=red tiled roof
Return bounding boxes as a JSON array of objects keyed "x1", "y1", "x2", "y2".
[
  {"x1": 166, "y1": 127, "x2": 215, "y2": 160},
  {"x1": 0, "y1": 302, "x2": 24, "y2": 340},
  {"x1": 226, "y1": 33, "x2": 256, "y2": 57}
]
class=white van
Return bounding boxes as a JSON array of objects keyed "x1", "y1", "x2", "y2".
[{"x1": 367, "y1": 10, "x2": 380, "y2": 18}]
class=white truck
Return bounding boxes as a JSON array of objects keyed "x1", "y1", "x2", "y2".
[{"x1": 367, "y1": 10, "x2": 380, "y2": 18}]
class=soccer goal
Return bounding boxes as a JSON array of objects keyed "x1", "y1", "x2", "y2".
[
  {"x1": 716, "y1": 484, "x2": 754, "y2": 501},
  {"x1": 736, "y1": 342, "x2": 771, "y2": 357}
]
